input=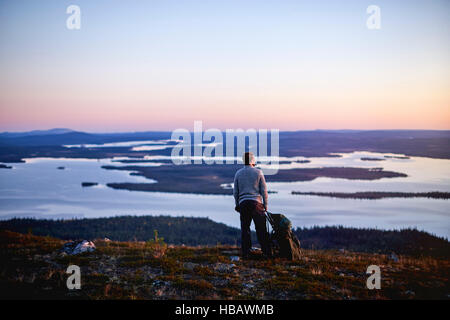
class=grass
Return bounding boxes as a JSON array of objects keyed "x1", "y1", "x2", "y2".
[{"x1": 0, "y1": 230, "x2": 448, "y2": 300}]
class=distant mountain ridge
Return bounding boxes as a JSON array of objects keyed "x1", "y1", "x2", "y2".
[
  {"x1": 0, "y1": 128, "x2": 449, "y2": 159},
  {"x1": 0, "y1": 129, "x2": 172, "y2": 146},
  {"x1": 0, "y1": 128, "x2": 75, "y2": 138}
]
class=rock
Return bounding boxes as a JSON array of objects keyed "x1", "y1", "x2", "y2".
[
  {"x1": 390, "y1": 253, "x2": 399, "y2": 262},
  {"x1": 243, "y1": 283, "x2": 255, "y2": 289},
  {"x1": 24, "y1": 273, "x2": 36, "y2": 284},
  {"x1": 212, "y1": 278, "x2": 230, "y2": 286},
  {"x1": 213, "y1": 263, "x2": 236, "y2": 273},
  {"x1": 183, "y1": 262, "x2": 199, "y2": 271},
  {"x1": 404, "y1": 290, "x2": 415, "y2": 297},
  {"x1": 222, "y1": 250, "x2": 240, "y2": 255},
  {"x1": 153, "y1": 280, "x2": 170, "y2": 288},
  {"x1": 61, "y1": 240, "x2": 96, "y2": 255}
]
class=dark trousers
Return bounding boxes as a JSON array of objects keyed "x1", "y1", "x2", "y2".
[{"x1": 239, "y1": 200, "x2": 271, "y2": 256}]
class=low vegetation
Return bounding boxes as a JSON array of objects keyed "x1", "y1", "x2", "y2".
[
  {"x1": 295, "y1": 226, "x2": 450, "y2": 258},
  {"x1": 1, "y1": 216, "x2": 448, "y2": 258},
  {"x1": 0, "y1": 216, "x2": 245, "y2": 246},
  {"x1": 0, "y1": 231, "x2": 448, "y2": 300}
]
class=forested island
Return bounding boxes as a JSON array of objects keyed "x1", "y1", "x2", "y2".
[
  {"x1": 291, "y1": 191, "x2": 450, "y2": 200},
  {"x1": 360, "y1": 157, "x2": 385, "y2": 161},
  {"x1": 81, "y1": 182, "x2": 99, "y2": 187},
  {"x1": 103, "y1": 165, "x2": 407, "y2": 195}
]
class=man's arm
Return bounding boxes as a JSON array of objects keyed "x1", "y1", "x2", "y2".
[
  {"x1": 233, "y1": 172, "x2": 240, "y2": 208},
  {"x1": 259, "y1": 170, "x2": 268, "y2": 210}
]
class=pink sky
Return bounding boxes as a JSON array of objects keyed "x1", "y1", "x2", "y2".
[{"x1": 0, "y1": 0, "x2": 449, "y2": 132}]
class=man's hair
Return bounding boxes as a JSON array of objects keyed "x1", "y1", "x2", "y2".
[{"x1": 243, "y1": 152, "x2": 255, "y2": 165}]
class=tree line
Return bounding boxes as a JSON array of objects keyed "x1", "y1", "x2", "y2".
[{"x1": 0, "y1": 216, "x2": 448, "y2": 257}]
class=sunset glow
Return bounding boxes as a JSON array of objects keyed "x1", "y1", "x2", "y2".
[{"x1": 0, "y1": 0, "x2": 449, "y2": 132}]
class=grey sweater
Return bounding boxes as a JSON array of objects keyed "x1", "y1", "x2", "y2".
[{"x1": 233, "y1": 165, "x2": 268, "y2": 208}]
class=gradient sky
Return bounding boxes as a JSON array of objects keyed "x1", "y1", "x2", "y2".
[{"x1": 0, "y1": 0, "x2": 449, "y2": 132}]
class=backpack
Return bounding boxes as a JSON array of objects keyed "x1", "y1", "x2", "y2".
[{"x1": 266, "y1": 212, "x2": 301, "y2": 261}]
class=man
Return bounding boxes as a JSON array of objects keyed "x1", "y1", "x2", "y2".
[{"x1": 233, "y1": 152, "x2": 271, "y2": 258}]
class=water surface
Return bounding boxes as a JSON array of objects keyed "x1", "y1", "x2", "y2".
[{"x1": 0, "y1": 151, "x2": 448, "y2": 238}]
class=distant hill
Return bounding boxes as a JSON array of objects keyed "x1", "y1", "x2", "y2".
[
  {"x1": 0, "y1": 130, "x2": 171, "y2": 146},
  {"x1": 278, "y1": 130, "x2": 450, "y2": 158},
  {"x1": 0, "y1": 129, "x2": 449, "y2": 159},
  {"x1": 0, "y1": 216, "x2": 243, "y2": 246},
  {"x1": 0, "y1": 131, "x2": 101, "y2": 146},
  {"x1": 294, "y1": 226, "x2": 449, "y2": 258},
  {"x1": 1, "y1": 216, "x2": 448, "y2": 257},
  {"x1": 0, "y1": 128, "x2": 75, "y2": 138}
]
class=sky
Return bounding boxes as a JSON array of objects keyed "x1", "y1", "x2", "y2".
[{"x1": 0, "y1": 0, "x2": 449, "y2": 132}]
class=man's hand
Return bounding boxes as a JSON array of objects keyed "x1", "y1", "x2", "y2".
[{"x1": 235, "y1": 205, "x2": 240, "y2": 213}]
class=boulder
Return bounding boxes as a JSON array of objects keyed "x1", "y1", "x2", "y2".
[
  {"x1": 213, "y1": 263, "x2": 236, "y2": 273},
  {"x1": 61, "y1": 240, "x2": 96, "y2": 255},
  {"x1": 390, "y1": 252, "x2": 399, "y2": 262},
  {"x1": 183, "y1": 262, "x2": 199, "y2": 271}
]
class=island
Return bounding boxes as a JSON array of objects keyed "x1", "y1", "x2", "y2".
[
  {"x1": 384, "y1": 155, "x2": 410, "y2": 160},
  {"x1": 102, "y1": 164, "x2": 407, "y2": 195},
  {"x1": 81, "y1": 182, "x2": 99, "y2": 187},
  {"x1": 360, "y1": 157, "x2": 385, "y2": 161},
  {"x1": 291, "y1": 191, "x2": 450, "y2": 200}
]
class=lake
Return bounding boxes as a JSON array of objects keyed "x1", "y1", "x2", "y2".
[{"x1": 0, "y1": 150, "x2": 449, "y2": 238}]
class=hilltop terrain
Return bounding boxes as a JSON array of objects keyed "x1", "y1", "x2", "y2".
[
  {"x1": 1, "y1": 216, "x2": 449, "y2": 257},
  {"x1": 0, "y1": 230, "x2": 448, "y2": 300}
]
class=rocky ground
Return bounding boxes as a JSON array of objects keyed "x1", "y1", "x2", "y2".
[{"x1": 0, "y1": 230, "x2": 448, "y2": 300}]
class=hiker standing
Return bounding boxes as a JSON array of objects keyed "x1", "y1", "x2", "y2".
[{"x1": 233, "y1": 152, "x2": 271, "y2": 258}]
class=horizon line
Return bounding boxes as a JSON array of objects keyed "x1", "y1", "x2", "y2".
[{"x1": 1, "y1": 127, "x2": 450, "y2": 134}]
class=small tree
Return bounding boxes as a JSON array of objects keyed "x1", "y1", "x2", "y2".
[{"x1": 145, "y1": 229, "x2": 167, "y2": 258}]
